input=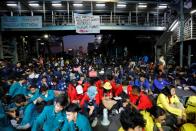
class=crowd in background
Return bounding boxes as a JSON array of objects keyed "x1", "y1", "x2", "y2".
[{"x1": 0, "y1": 54, "x2": 196, "y2": 131}]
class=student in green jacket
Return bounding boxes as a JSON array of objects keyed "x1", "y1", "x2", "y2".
[
  {"x1": 32, "y1": 95, "x2": 69, "y2": 131},
  {"x1": 63, "y1": 103, "x2": 92, "y2": 131}
]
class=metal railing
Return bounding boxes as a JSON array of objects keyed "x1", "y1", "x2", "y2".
[
  {"x1": 42, "y1": 13, "x2": 169, "y2": 27},
  {"x1": 173, "y1": 16, "x2": 196, "y2": 42}
]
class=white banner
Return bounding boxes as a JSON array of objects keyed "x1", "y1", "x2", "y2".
[{"x1": 74, "y1": 14, "x2": 100, "y2": 34}]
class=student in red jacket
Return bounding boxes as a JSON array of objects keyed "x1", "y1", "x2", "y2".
[
  {"x1": 113, "y1": 81, "x2": 123, "y2": 97},
  {"x1": 95, "y1": 79, "x2": 104, "y2": 101},
  {"x1": 127, "y1": 84, "x2": 139, "y2": 104},
  {"x1": 129, "y1": 85, "x2": 153, "y2": 110},
  {"x1": 67, "y1": 81, "x2": 77, "y2": 103}
]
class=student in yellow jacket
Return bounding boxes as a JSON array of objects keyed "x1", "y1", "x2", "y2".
[
  {"x1": 157, "y1": 86, "x2": 186, "y2": 117},
  {"x1": 169, "y1": 87, "x2": 184, "y2": 110},
  {"x1": 140, "y1": 106, "x2": 168, "y2": 131},
  {"x1": 180, "y1": 123, "x2": 196, "y2": 131}
]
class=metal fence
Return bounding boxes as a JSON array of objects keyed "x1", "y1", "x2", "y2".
[{"x1": 42, "y1": 13, "x2": 169, "y2": 27}]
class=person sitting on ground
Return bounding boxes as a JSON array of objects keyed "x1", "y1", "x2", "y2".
[
  {"x1": 8, "y1": 76, "x2": 28, "y2": 97},
  {"x1": 141, "y1": 106, "x2": 171, "y2": 131},
  {"x1": 119, "y1": 106, "x2": 145, "y2": 131},
  {"x1": 34, "y1": 86, "x2": 55, "y2": 105},
  {"x1": 63, "y1": 103, "x2": 92, "y2": 131},
  {"x1": 32, "y1": 95, "x2": 69, "y2": 131},
  {"x1": 102, "y1": 82, "x2": 117, "y2": 110},
  {"x1": 80, "y1": 85, "x2": 100, "y2": 127},
  {"x1": 157, "y1": 86, "x2": 186, "y2": 128},
  {"x1": 152, "y1": 74, "x2": 170, "y2": 94},
  {"x1": 128, "y1": 85, "x2": 153, "y2": 110},
  {"x1": 134, "y1": 74, "x2": 150, "y2": 94},
  {"x1": 168, "y1": 86, "x2": 184, "y2": 110}
]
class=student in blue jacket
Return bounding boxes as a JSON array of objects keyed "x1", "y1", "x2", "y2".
[
  {"x1": 8, "y1": 76, "x2": 28, "y2": 97},
  {"x1": 63, "y1": 103, "x2": 92, "y2": 131},
  {"x1": 152, "y1": 75, "x2": 170, "y2": 93},
  {"x1": 32, "y1": 95, "x2": 69, "y2": 131},
  {"x1": 134, "y1": 74, "x2": 150, "y2": 93},
  {"x1": 33, "y1": 86, "x2": 55, "y2": 105},
  {"x1": 26, "y1": 85, "x2": 40, "y2": 103}
]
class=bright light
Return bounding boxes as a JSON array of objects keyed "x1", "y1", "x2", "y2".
[
  {"x1": 73, "y1": 3, "x2": 83, "y2": 7},
  {"x1": 7, "y1": 3, "x2": 17, "y2": 7},
  {"x1": 138, "y1": 5, "x2": 147, "y2": 8},
  {"x1": 190, "y1": 10, "x2": 196, "y2": 14},
  {"x1": 96, "y1": 4, "x2": 105, "y2": 7},
  {"x1": 40, "y1": 43, "x2": 44, "y2": 45},
  {"x1": 160, "y1": 4, "x2": 167, "y2": 6},
  {"x1": 52, "y1": 3, "x2": 62, "y2": 7},
  {"x1": 117, "y1": 4, "x2": 126, "y2": 8},
  {"x1": 158, "y1": 5, "x2": 167, "y2": 9},
  {"x1": 171, "y1": 21, "x2": 179, "y2": 31},
  {"x1": 44, "y1": 34, "x2": 49, "y2": 39},
  {"x1": 97, "y1": 36, "x2": 102, "y2": 40},
  {"x1": 169, "y1": 20, "x2": 179, "y2": 31},
  {"x1": 138, "y1": 3, "x2": 147, "y2": 5},
  {"x1": 29, "y1": 3, "x2": 39, "y2": 7}
]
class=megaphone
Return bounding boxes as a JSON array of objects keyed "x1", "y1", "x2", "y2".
[{"x1": 101, "y1": 108, "x2": 110, "y2": 126}]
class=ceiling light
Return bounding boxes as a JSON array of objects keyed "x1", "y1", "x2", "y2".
[
  {"x1": 138, "y1": 5, "x2": 147, "y2": 8},
  {"x1": 158, "y1": 5, "x2": 167, "y2": 9},
  {"x1": 52, "y1": 3, "x2": 62, "y2": 7},
  {"x1": 29, "y1": 3, "x2": 39, "y2": 7},
  {"x1": 7, "y1": 3, "x2": 17, "y2": 7},
  {"x1": 138, "y1": 3, "x2": 147, "y2": 5},
  {"x1": 96, "y1": 4, "x2": 105, "y2": 7},
  {"x1": 73, "y1": 3, "x2": 83, "y2": 7},
  {"x1": 117, "y1": 4, "x2": 126, "y2": 8},
  {"x1": 160, "y1": 4, "x2": 167, "y2": 6}
]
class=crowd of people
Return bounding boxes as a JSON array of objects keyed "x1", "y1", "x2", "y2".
[{"x1": 0, "y1": 54, "x2": 196, "y2": 131}]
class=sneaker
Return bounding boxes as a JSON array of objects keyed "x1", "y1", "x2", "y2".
[{"x1": 91, "y1": 117, "x2": 98, "y2": 127}]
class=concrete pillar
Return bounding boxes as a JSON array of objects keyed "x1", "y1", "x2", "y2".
[
  {"x1": 164, "y1": 12, "x2": 166, "y2": 26},
  {"x1": 52, "y1": 11, "x2": 54, "y2": 24},
  {"x1": 110, "y1": 11, "x2": 113, "y2": 23},
  {"x1": 129, "y1": 11, "x2": 131, "y2": 24},
  {"x1": 180, "y1": 0, "x2": 184, "y2": 67},
  {"x1": 157, "y1": 8, "x2": 159, "y2": 26},
  {"x1": 164, "y1": 43, "x2": 167, "y2": 56},
  {"x1": 43, "y1": 0, "x2": 46, "y2": 22},
  {"x1": 188, "y1": 44, "x2": 191, "y2": 67},
  {"x1": 67, "y1": 2, "x2": 69, "y2": 24},
  {"x1": 91, "y1": 1, "x2": 93, "y2": 15},
  {"x1": 0, "y1": 33, "x2": 3, "y2": 59},
  {"x1": 154, "y1": 45, "x2": 157, "y2": 63},
  {"x1": 12, "y1": 37, "x2": 18, "y2": 64},
  {"x1": 31, "y1": 11, "x2": 34, "y2": 16},
  {"x1": 11, "y1": 11, "x2": 13, "y2": 16},
  {"x1": 147, "y1": 12, "x2": 149, "y2": 25},
  {"x1": 136, "y1": 5, "x2": 138, "y2": 25},
  {"x1": 191, "y1": 15, "x2": 193, "y2": 39},
  {"x1": 36, "y1": 39, "x2": 39, "y2": 57}
]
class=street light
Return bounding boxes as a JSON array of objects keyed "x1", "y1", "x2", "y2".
[{"x1": 44, "y1": 34, "x2": 49, "y2": 39}]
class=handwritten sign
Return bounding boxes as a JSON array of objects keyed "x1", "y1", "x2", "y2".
[{"x1": 74, "y1": 14, "x2": 100, "y2": 33}]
